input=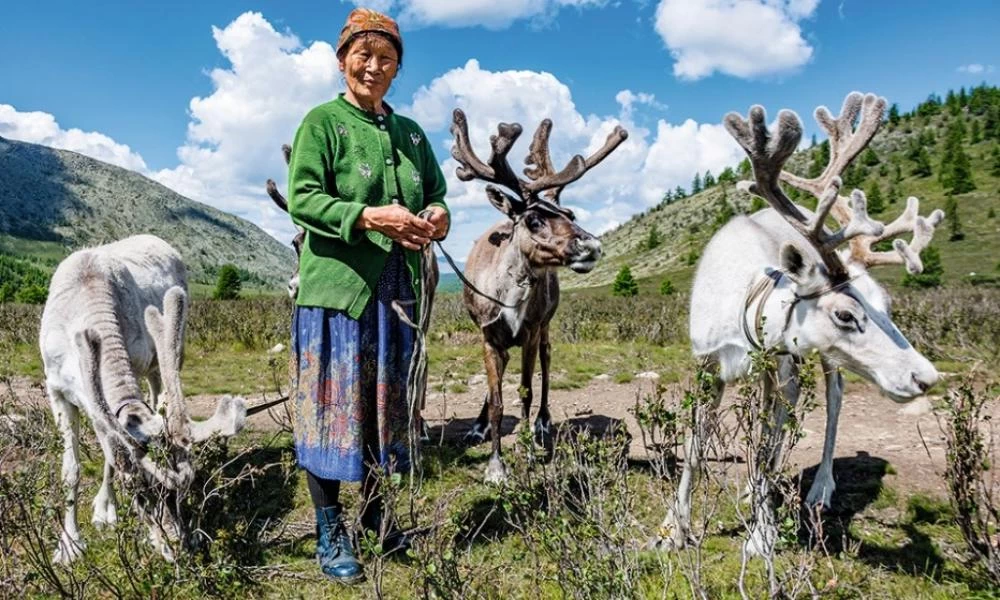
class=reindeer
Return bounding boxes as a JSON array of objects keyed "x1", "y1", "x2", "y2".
[
  {"x1": 265, "y1": 144, "x2": 305, "y2": 299},
  {"x1": 39, "y1": 235, "x2": 246, "y2": 563},
  {"x1": 449, "y1": 109, "x2": 627, "y2": 483},
  {"x1": 654, "y1": 92, "x2": 944, "y2": 556}
]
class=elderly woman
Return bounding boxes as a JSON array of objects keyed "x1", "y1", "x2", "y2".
[{"x1": 287, "y1": 8, "x2": 449, "y2": 584}]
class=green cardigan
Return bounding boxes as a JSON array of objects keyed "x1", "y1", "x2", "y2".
[{"x1": 287, "y1": 95, "x2": 449, "y2": 317}]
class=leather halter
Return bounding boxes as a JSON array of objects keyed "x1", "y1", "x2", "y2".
[{"x1": 741, "y1": 270, "x2": 861, "y2": 353}]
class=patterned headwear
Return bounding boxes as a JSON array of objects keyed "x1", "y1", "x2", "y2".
[{"x1": 336, "y1": 8, "x2": 403, "y2": 62}]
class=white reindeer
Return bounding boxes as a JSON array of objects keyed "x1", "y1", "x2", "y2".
[
  {"x1": 656, "y1": 93, "x2": 943, "y2": 555},
  {"x1": 39, "y1": 234, "x2": 246, "y2": 564}
]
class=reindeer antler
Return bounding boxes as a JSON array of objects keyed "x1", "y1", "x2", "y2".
[
  {"x1": 849, "y1": 196, "x2": 945, "y2": 274},
  {"x1": 451, "y1": 109, "x2": 629, "y2": 207},
  {"x1": 778, "y1": 92, "x2": 945, "y2": 275},
  {"x1": 724, "y1": 105, "x2": 883, "y2": 279},
  {"x1": 450, "y1": 109, "x2": 525, "y2": 196},
  {"x1": 524, "y1": 120, "x2": 629, "y2": 202}
]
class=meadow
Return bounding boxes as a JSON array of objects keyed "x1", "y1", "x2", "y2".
[{"x1": 1, "y1": 282, "x2": 998, "y2": 599}]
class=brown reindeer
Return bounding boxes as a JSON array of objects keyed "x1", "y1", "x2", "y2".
[
  {"x1": 265, "y1": 145, "x2": 305, "y2": 299},
  {"x1": 449, "y1": 109, "x2": 627, "y2": 483}
]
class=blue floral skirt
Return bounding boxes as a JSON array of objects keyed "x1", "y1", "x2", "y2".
[{"x1": 291, "y1": 246, "x2": 415, "y2": 482}]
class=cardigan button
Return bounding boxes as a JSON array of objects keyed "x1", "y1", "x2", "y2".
[
  {"x1": 385, "y1": 158, "x2": 392, "y2": 165},
  {"x1": 379, "y1": 125, "x2": 386, "y2": 130}
]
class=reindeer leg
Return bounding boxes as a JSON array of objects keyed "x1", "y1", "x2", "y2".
[
  {"x1": 518, "y1": 331, "x2": 539, "y2": 433},
  {"x1": 146, "y1": 367, "x2": 162, "y2": 413},
  {"x1": 656, "y1": 361, "x2": 724, "y2": 551},
  {"x1": 806, "y1": 359, "x2": 842, "y2": 509},
  {"x1": 91, "y1": 435, "x2": 118, "y2": 529},
  {"x1": 483, "y1": 342, "x2": 509, "y2": 484},
  {"x1": 534, "y1": 325, "x2": 552, "y2": 440},
  {"x1": 48, "y1": 387, "x2": 85, "y2": 564}
]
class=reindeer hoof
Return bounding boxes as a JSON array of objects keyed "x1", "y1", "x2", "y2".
[
  {"x1": 53, "y1": 535, "x2": 85, "y2": 565},
  {"x1": 483, "y1": 457, "x2": 507, "y2": 485},
  {"x1": 805, "y1": 478, "x2": 835, "y2": 511}
]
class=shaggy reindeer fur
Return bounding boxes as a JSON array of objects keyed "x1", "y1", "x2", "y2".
[
  {"x1": 39, "y1": 235, "x2": 245, "y2": 564},
  {"x1": 657, "y1": 93, "x2": 942, "y2": 556}
]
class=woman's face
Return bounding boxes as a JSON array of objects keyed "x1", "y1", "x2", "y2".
[{"x1": 339, "y1": 34, "x2": 399, "y2": 107}]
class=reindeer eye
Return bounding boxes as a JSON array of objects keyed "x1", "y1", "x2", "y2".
[
  {"x1": 525, "y1": 213, "x2": 544, "y2": 232},
  {"x1": 833, "y1": 310, "x2": 857, "y2": 329}
]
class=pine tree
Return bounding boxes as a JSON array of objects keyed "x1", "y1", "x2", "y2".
[
  {"x1": 810, "y1": 133, "x2": 818, "y2": 147},
  {"x1": 738, "y1": 158, "x2": 752, "y2": 178},
  {"x1": 213, "y1": 264, "x2": 243, "y2": 300},
  {"x1": 808, "y1": 140, "x2": 830, "y2": 178},
  {"x1": 691, "y1": 173, "x2": 702, "y2": 194},
  {"x1": 674, "y1": 186, "x2": 686, "y2": 199},
  {"x1": 970, "y1": 119, "x2": 982, "y2": 143},
  {"x1": 991, "y1": 144, "x2": 1000, "y2": 177},
  {"x1": 945, "y1": 197, "x2": 965, "y2": 241},
  {"x1": 985, "y1": 106, "x2": 1000, "y2": 140},
  {"x1": 902, "y1": 246, "x2": 944, "y2": 288},
  {"x1": 887, "y1": 183, "x2": 901, "y2": 205},
  {"x1": 644, "y1": 224, "x2": 663, "y2": 250},
  {"x1": 946, "y1": 89, "x2": 960, "y2": 116},
  {"x1": 893, "y1": 162, "x2": 903, "y2": 183},
  {"x1": 940, "y1": 121, "x2": 976, "y2": 194},
  {"x1": 703, "y1": 170, "x2": 716, "y2": 188},
  {"x1": 861, "y1": 146, "x2": 880, "y2": 166},
  {"x1": 888, "y1": 103, "x2": 901, "y2": 127},
  {"x1": 988, "y1": 207, "x2": 996, "y2": 219},
  {"x1": 612, "y1": 265, "x2": 639, "y2": 297},
  {"x1": 718, "y1": 166, "x2": 736, "y2": 184},
  {"x1": 948, "y1": 146, "x2": 976, "y2": 194},
  {"x1": 911, "y1": 147, "x2": 933, "y2": 177},
  {"x1": 867, "y1": 182, "x2": 885, "y2": 214},
  {"x1": 659, "y1": 279, "x2": 675, "y2": 295}
]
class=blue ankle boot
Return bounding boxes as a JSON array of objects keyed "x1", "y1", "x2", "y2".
[{"x1": 316, "y1": 505, "x2": 364, "y2": 584}]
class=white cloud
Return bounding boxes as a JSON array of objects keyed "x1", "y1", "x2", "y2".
[
  {"x1": 340, "y1": 0, "x2": 607, "y2": 29},
  {"x1": 406, "y1": 59, "x2": 744, "y2": 261},
  {"x1": 654, "y1": 0, "x2": 819, "y2": 80},
  {"x1": 151, "y1": 11, "x2": 343, "y2": 242},
  {"x1": 957, "y1": 63, "x2": 995, "y2": 75},
  {"x1": 0, "y1": 104, "x2": 148, "y2": 172}
]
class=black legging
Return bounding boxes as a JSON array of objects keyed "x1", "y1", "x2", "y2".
[
  {"x1": 306, "y1": 470, "x2": 341, "y2": 508},
  {"x1": 306, "y1": 468, "x2": 381, "y2": 513}
]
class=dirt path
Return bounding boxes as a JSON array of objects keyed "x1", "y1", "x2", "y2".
[{"x1": 9, "y1": 374, "x2": 995, "y2": 498}]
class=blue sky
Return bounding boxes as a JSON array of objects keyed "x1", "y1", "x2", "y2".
[{"x1": 2, "y1": 0, "x2": 997, "y2": 261}]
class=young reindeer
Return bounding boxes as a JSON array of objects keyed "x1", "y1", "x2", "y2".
[
  {"x1": 450, "y1": 109, "x2": 628, "y2": 483},
  {"x1": 39, "y1": 235, "x2": 246, "y2": 563},
  {"x1": 656, "y1": 92, "x2": 943, "y2": 555}
]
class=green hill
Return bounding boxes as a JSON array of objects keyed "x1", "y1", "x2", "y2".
[
  {"x1": 0, "y1": 135, "x2": 295, "y2": 294},
  {"x1": 563, "y1": 85, "x2": 1000, "y2": 292}
]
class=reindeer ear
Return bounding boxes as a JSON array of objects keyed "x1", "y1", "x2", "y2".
[
  {"x1": 780, "y1": 243, "x2": 825, "y2": 293},
  {"x1": 485, "y1": 185, "x2": 523, "y2": 219}
]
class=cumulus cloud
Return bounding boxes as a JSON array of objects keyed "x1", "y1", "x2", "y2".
[
  {"x1": 340, "y1": 0, "x2": 607, "y2": 29},
  {"x1": 151, "y1": 11, "x2": 343, "y2": 242},
  {"x1": 0, "y1": 104, "x2": 148, "y2": 172},
  {"x1": 957, "y1": 63, "x2": 995, "y2": 75},
  {"x1": 654, "y1": 0, "x2": 819, "y2": 80},
  {"x1": 406, "y1": 59, "x2": 744, "y2": 260}
]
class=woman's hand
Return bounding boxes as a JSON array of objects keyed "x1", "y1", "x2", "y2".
[
  {"x1": 424, "y1": 205, "x2": 449, "y2": 240},
  {"x1": 358, "y1": 204, "x2": 436, "y2": 251}
]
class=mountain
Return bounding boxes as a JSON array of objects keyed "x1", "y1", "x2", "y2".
[
  {"x1": 0, "y1": 135, "x2": 295, "y2": 289},
  {"x1": 563, "y1": 85, "x2": 1000, "y2": 291}
]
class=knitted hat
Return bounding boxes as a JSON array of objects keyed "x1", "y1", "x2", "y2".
[{"x1": 336, "y1": 8, "x2": 403, "y2": 62}]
